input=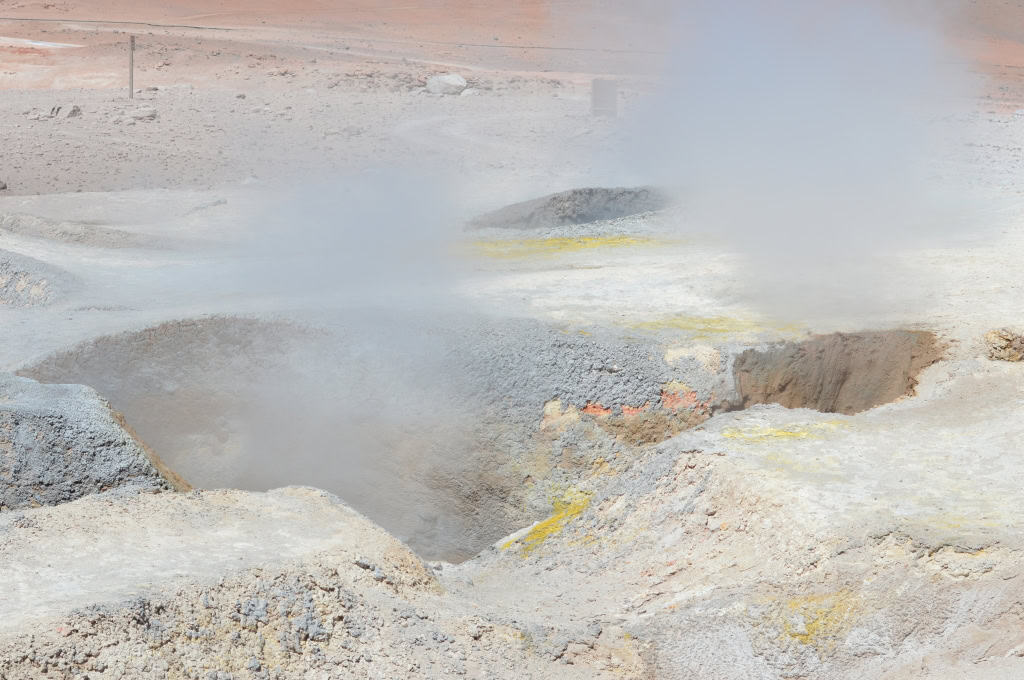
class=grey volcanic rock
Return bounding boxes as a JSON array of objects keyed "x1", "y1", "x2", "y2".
[
  {"x1": 0, "y1": 249, "x2": 71, "y2": 307},
  {"x1": 0, "y1": 373, "x2": 188, "y2": 510},
  {"x1": 469, "y1": 186, "x2": 667, "y2": 230}
]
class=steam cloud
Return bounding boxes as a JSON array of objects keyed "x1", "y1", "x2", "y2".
[
  {"x1": 612, "y1": 0, "x2": 981, "y2": 323},
  {"x1": 228, "y1": 168, "x2": 464, "y2": 310}
]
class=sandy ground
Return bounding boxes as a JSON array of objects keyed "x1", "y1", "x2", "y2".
[{"x1": 3, "y1": 2, "x2": 1024, "y2": 679}]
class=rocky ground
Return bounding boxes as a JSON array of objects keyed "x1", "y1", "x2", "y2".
[{"x1": 3, "y1": 2, "x2": 1024, "y2": 679}]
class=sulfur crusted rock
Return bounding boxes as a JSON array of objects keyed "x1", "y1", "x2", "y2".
[{"x1": 984, "y1": 327, "x2": 1024, "y2": 362}]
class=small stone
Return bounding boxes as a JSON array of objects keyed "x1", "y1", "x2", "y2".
[
  {"x1": 985, "y1": 328, "x2": 1024, "y2": 362},
  {"x1": 130, "y1": 107, "x2": 158, "y2": 122},
  {"x1": 426, "y1": 73, "x2": 467, "y2": 95}
]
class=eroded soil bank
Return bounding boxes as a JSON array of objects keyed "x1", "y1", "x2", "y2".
[{"x1": 732, "y1": 330, "x2": 943, "y2": 414}]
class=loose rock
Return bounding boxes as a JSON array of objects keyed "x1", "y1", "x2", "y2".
[
  {"x1": 426, "y1": 73, "x2": 468, "y2": 95},
  {"x1": 984, "y1": 327, "x2": 1024, "y2": 362},
  {"x1": 0, "y1": 373, "x2": 188, "y2": 510},
  {"x1": 130, "y1": 107, "x2": 158, "y2": 122}
]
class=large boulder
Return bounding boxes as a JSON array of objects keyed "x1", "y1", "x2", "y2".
[{"x1": 0, "y1": 373, "x2": 188, "y2": 510}]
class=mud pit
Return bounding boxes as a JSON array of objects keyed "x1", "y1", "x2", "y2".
[
  {"x1": 20, "y1": 314, "x2": 722, "y2": 562},
  {"x1": 18, "y1": 316, "x2": 500, "y2": 561},
  {"x1": 733, "y1": 330, "x2": 943, "y2": 414}
]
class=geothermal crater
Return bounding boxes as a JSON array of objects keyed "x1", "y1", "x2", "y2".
[{"x1": 20, "y1": 313, "x2": 941, "y2": 562}]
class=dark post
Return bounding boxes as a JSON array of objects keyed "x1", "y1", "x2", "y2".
[{"x1": 129, "y1": 35, "x2": 135, "y2": 99}]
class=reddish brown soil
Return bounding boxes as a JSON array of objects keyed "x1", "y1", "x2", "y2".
[
  {"x1": 3, "y1": 1, "x2": 1023, "y2": 102},
  {"x1": 0, "y1": 0, "x2": 674, "y2": 90},
  {"x1": 733, "y1": 331, "x2": 943, "y2": 415}
]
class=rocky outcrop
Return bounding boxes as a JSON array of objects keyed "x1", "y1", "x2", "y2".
[{"x1": 0, "y1": 373, "x2": 187, "y2": 511}]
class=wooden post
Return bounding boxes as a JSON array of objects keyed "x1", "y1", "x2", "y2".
[{"x1": 129, "y1": 35, "x2": 135, "y2": 99}]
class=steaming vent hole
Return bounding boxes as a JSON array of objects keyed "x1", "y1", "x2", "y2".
[{"x1": 16, "y1": 315, "x2": 577, "y2": 563}]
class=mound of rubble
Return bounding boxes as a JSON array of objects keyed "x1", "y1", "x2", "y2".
[
  {"x1": 0, "y1": 212, "x2": 156, "y2": 249},
  {"x1": 0, "y1": 488, "x2": 636, "y2": 680},
  {"x1": 468, "y1": 186, "x2": 667, "y2": 231},
  {"x1": 0, "y1": 249, "x2": 70, "y2": 307},
  {"x1": 0, "y1": 373, "x2": 186, "y2": 511}
]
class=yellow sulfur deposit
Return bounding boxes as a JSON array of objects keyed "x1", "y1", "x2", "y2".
[
  {"x1": 502, "y1": 487, "x2": 592, "y2": 556},
  {"x1": 626, "y1": 315, "x2": 802, "y2": 340},
  {"x1": 722, "y1": 421, "x2": 845, "y2": 443},
  {"x1": 781, "y1": 590, "x2": 860, "y2": 652},
  {"x1": 471, "y1": 235, "x2": 662, "y2": 259}
]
